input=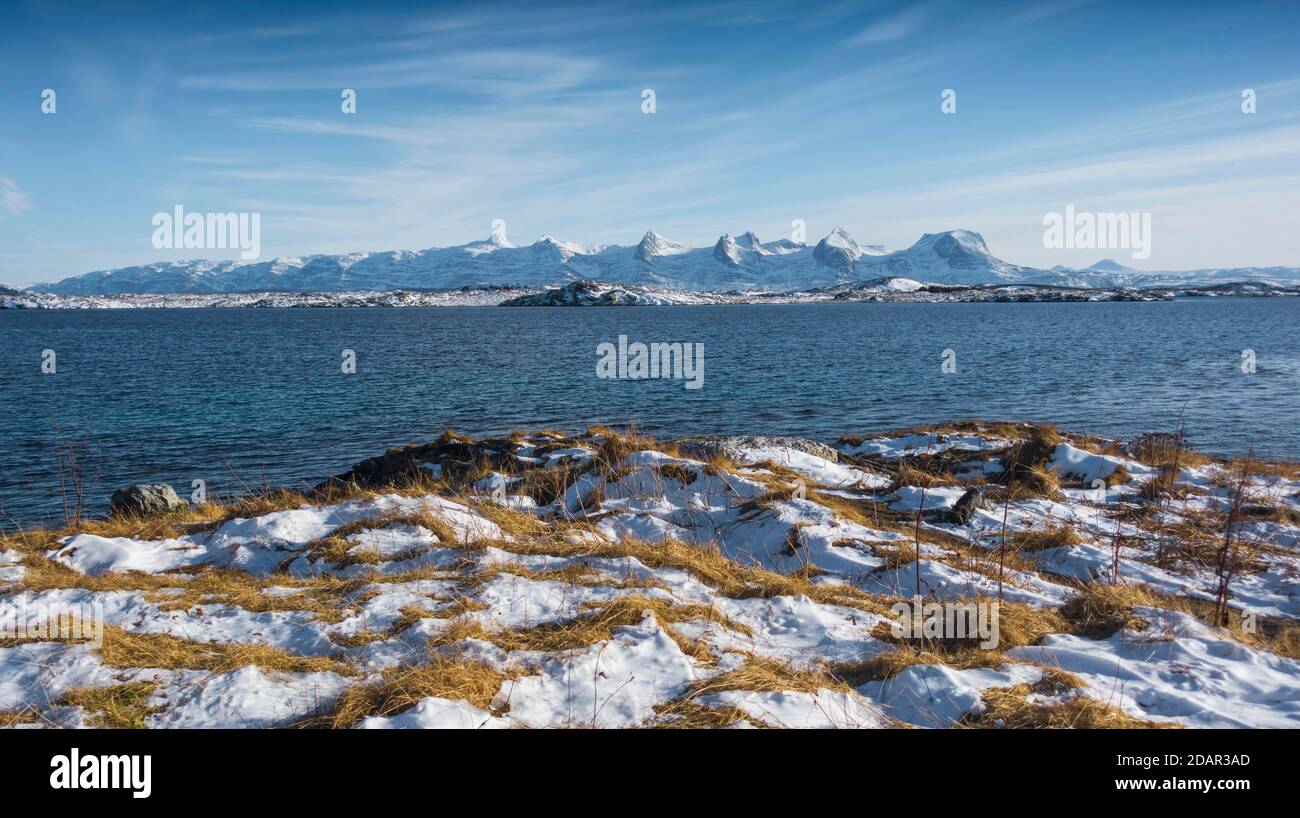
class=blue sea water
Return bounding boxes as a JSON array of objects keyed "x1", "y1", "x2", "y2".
[{"x1": 1, "y1": 298, "x2": 1296, "y2": 526}]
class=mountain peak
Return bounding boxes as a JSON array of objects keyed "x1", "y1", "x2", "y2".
[
  {"x1": 635, "y1": 230, "x2": 686, "y2": 262},
  {"x1": 914, "y1": 229, "x2": 987, "y2": 252},
  {"x1": 465, "y1": 229, "x2": 515, "y2": 254},
  {"x1": 1087, "y1": 258, "x2": 1136, "y2": 273},
  {"x1": 813, "y1": 228, "x2": 862, "y2": 273},
  {"x1": 734, "y1": 230, "x2": 773, "y2": 255},
  {"x1": 713, "y1": 233, "x2": 742, "y2": 266},
  {"x1": 824, "y1": 226, "x2": 859, "y2": 250},
  {"x1": 532, "y1": 235, "x2": 588, "y2": 261}
]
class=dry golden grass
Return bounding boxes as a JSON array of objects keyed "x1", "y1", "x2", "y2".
[
  {"x1": 10, "y1": 553, "x2": 395, "y2": 627},
  {"x1": 327, "y1": 628, "x2": 394, "y2": 649},
  {"x1": 429, "y1": 595, "x2": 745, "y2": 665},
  {"x1": 1059, "y1": 583, "x2": 1162, "y2": 638},
  {"x1": 1139, "y1": 470, "x2": 1183, "y2": 501},
  {"x1": 13, "y1": 554, "x2": 184, "y2": 595},
  {"x1": 461, "y1": 533, "x2": 896, "y2": 616},
  {"x1": 651, "y1": 699, "x2": 758, "y2": 728},
  {"x1": 1020, "y1": 465, "x2": 1062, "y2": 498},
  {"x1": 93, "y1": 625, "x2": 352, "y2": 675},
  {"x1": 735, "y1": 460, "x2": 811, "y2": 502},
  {"x1": 961, "y1": 672, "x2": 1176, "y2": 729},
  {"x1": 590, "y1": 429, "x2": 679, "y2": 476},
  {"x1": 1131, "y1": 436, "x2": 1212, "y2": 470},
  {"x1": 1168, "y1": 594, "x2": 1300, "y2": 661},
  {"x1": 833, "y1": 647, "x2": 1009, "y2": 685},
  {"x1": 1105, "y1": 464, "x2": 1133, "y2": 487},
  {"x1": 516, "y1": 463, "x2": 587, "y2": 506},
  {"x1": 1000, "y1": 427, "x2": 1065, "y2": 499},
  {"x1": 1240, "y1": 502, "x2": 1300, "y2": 526},
  {"x1": 400, "y1": 595, "x2": 489, "y2": 628},
  {"x1": 1244, "y1": 459, "x2": 1300, "y2": 480},
  {"x1": 893, "y1": 460, "x2": 958, "y2": 490},
  {"x1": 145, "y1": 571, "x2": 370, "y2": 623},
  {"x1": 60, "y1": 682, "x2": 162, "y2": 729},
  {"x1": 703, "y1": 454, "x2": 741, "y2": 477},
  {"x1": 1150, "y1": 521, "x2": 1264, "y2": 575},
  {"x1": 1232, "y1": 617, "x2": 1300, "y2": 661},
  {"x1": 317, "y1": 657, "x2": 509, "y2": 728},
  {"x1": 683, "y1": 654, "x2": 847, "y2": 697},
  {"x1": 465, "y1": 561, "x2": 603, "y2": 587},
  {"x1": 470, "y1": 500, "x2": 552, "y2": 538},
  {"x1": 655, "y1": 462, "x2": 699, "y2": 487},
  {"x1": 869, "y1": 541, "x2": 921, "y2": 570},
  {"x1": 866, "y1": 598, "x2": 1066, "y2": 657},
  {"x1": 1009, "y1": 525, "x2": 1081, "y2": 553},
  {"x1": 0, "y1": 706, "x2": 40, "y2": 727},
  {"x1": 304, "y1": 507, "x2": 458, "y2": 570},
  {"x1": 0, "y1": 486, "x2": 341, "y2": 559},
  {"x1": 803, "y1": 490, "x2": 967, "y2": 550},
  {"x1": 1054, "y1": 580, "x2": 1300, "y2": 659},
  {"x1": 437, "y1": 427, "x2": 476, "y2": 446}
]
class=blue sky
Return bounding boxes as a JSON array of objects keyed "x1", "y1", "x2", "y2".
[{"x1": 1, "y1": 0, "x2": 1298, "y2": 286}]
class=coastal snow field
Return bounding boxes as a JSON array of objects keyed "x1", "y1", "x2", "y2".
[{"x1": 2, "y1": 423, "x2": 1298, "y2": 729}]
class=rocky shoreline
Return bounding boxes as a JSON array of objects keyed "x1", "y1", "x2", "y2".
[{"x1": 2, "y1": 421, "x2": 1298, "y2": 728}]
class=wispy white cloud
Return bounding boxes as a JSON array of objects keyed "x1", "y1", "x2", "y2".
[
  {"x1": 0, "y1": 178, "x2": 30, "y2": 215},
  {"x1": 1011, "y1": 0, "x2": 1099, "y2": 24},
  {"x1": 846, "y1": 4, "x2": 932, "y2": 45}
]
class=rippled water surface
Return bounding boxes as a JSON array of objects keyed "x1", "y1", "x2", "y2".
[{"x1": 2, "y1": 298, "x2": 1296, "y2": 525}]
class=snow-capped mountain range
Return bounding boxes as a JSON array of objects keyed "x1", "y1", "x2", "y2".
[{"x1": 28, "y1": 227, "x2": 1300, "y2": 295}]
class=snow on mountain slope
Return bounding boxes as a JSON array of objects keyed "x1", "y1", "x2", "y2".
[
  {"x1": 1026, "y1": 265, "x2": 1300, "y2": 289},
  {"x1": 29, "y1": 226, "x2": 1300, "y2": 295},
  {"x1": 21, "y1": 227, "x2": 933, "y2": 295},
  {"x1": 854, "y1": 230, "x2": 1037, "y2": 285}
]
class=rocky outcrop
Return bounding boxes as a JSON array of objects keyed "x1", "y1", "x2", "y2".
[
  {"x1": 110, "y1": 483, "x2": 187, "y2": 516},
  {"x1": 315, "y1": 435, "x2": 522, "y2": 492}
]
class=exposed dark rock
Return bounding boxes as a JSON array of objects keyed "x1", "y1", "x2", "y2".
[
  {"x1": 951, "y1": 487, "x2": 985, "y2": 525},
  {"x1": 110, "y1": 483, "x2": 187, "y2": 516},
  {"x1": 315, "y1": 436, "x2": 521, "y2": 493}
]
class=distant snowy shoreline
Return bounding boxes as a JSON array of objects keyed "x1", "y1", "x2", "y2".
[{"x1": 3, "y1": 277, "x2": 1298, "y2": 310}]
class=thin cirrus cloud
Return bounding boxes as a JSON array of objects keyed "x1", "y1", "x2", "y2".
[
  {"x1": 846, "y1": 3, "x2": 933, "y2": 44},
  {"x1": 0, "y1": 178, "x2": 31, "y2": 215},
  {"x1": 178, "y1": 49, "x2": 603, "y2": 95}
]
